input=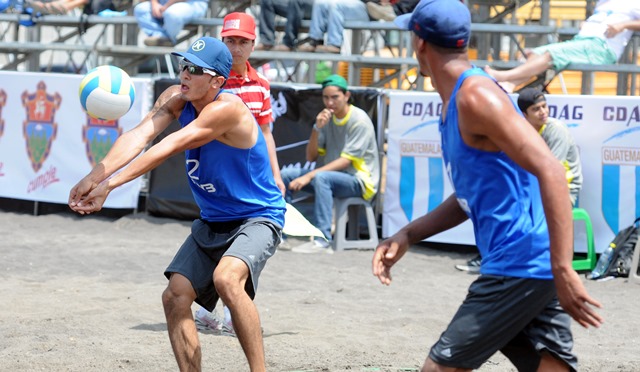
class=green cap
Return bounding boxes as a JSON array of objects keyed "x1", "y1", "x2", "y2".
[{"x1": 321, "y1": 74, "x2": 348, "y2": 91}]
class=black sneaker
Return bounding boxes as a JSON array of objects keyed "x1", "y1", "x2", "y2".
[{"x1": 455, "y1": 254, "x2": 481, "y2": 273}]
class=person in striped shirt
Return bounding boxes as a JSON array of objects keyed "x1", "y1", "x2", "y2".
[{"x1": 221, "y1": 12, "x2": 285, "y2": 195}]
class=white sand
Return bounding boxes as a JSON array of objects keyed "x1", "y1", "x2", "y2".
[{"x1": 1, "y1": 211, "x2": 639, "y2": 371}]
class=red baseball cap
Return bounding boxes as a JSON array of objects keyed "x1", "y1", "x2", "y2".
[{"x1": 221, "y1": 12, "x2": 256, "y2": 40}]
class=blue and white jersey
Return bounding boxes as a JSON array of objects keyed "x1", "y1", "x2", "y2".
[
  {"x1": 178, "y1": 101, "x2": 285, "y2": 226},
  {"x1": 440, "y1": 67, "x2": 552, "y2": 279}
]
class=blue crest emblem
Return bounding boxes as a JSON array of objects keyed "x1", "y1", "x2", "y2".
[
  {"x1": 601, "y1": 127, "x2": 640, "y2": 234},
  {"x1": 399, "y1": 119, "x2": 443, "y2": 221},
  {"x1": 82, "y1": 115, "x2": 122, "y2": 167},
  {"x1": 21, "y1": 81, "x2": 61, "y2": 172}
]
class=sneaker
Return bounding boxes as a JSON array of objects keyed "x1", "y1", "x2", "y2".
[
  {"x1": 292, "y1": 239, "x2": 333, "y2": 254},
  {"x1": 221, "y1": 318, "x2": 236, "y2": 337},
  {"x1": 297, "y1": 43, "x2": 316, "y2": 53},
  {"x1": 194, "y1": 308, "x2": 222, "y2": 334},
  {"x1": 315, "y1": 45, "x2": 341, "y2": 54},
  {"x1": 313, "y1": 237, "x2": 330, "y2": 248},
  {"x1": 455, "y1": 254, "x2": 481, "y2": 273},
  {"x1": 278, "y1": 236, "x2": 312, "y2": 251},
  {"x1": 277, "y1": 239, "x2": 292, "y2": 251},
  {"x1": 366, "y1": 2, "x2": 396, "y2": 21}
]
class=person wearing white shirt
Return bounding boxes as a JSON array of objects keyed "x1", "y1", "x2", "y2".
[{"x1": 485, "y1": 0, "x2": 640, "y2": 90}]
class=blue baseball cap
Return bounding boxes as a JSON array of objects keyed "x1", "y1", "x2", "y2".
[
  {"x1": 172, "y1": 37, "x2": 232, "y2": 79},
  {"x1": 394, "y1": 0, "x2": 470, "y2": 49}
]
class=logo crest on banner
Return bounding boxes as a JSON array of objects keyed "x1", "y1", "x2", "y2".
[
  {"x1": 399, "y1": 119, "x2": 443, "y2": 222},
  {"x1": 601, "y1": 126, "x2": 640, "y2": 235},
  {"x1": 82, "y1": 115, "x2": 122, "y2": 167},
  {"x1": 0, "y1": 89, "x2": 6, "y2": 139},
  {"x1": 21, "y1": 81, "x2": 61, "y2": 173}
]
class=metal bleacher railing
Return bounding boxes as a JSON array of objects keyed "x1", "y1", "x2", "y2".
[{"x1": 1, "y1": 7, "x2": 639, "y2": 95}]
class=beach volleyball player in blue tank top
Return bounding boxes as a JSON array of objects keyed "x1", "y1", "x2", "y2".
[
  {"x1": 373, "y1": 1, "x2": 603, "y2": 371},
  {"x1": 69, "y1": 37, "x2": 285, "y2": 371}
]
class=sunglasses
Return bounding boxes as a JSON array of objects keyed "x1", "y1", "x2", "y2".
[{"x1": 179, "y1": 60, "x2": 218, "y2": 77}]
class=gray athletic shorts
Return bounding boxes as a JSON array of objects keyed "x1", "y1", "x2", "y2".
[
  {"x1": 429, "y1": 275, "x2": 577, "y2": 371},
  {"x1": 164, "y1": 217, "x2": 282, "y2": 312}
]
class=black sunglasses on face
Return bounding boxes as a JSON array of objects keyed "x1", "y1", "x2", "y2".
[{"x1": 179, "y1": 60, "x2": 218, "y2": 77}]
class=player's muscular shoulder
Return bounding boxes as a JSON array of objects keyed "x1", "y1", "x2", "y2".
[
  {"x1": 153, "y1": 85, "x2": 186, "y2": 117},
  {"x1": 456, "y1": 78, "x2": 507, "y2": 150}
]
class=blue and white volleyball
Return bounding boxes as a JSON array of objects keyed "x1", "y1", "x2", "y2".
[{"x1": 79, "y1": 65, "x2": 135, "y2": 121}]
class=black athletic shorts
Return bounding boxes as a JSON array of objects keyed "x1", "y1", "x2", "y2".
[
  {"x1": 164, "y1": 217, "x2": 282, "y2": 311},
  {"x1": 429, "y1": 275, "x2": 577, "y2": 371}
]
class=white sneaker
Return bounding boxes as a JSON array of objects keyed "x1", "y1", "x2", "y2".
[
  {"x1": 194, "y1": 308, "x2": 222, "y2": 334},
  {"x1": 454, "y1": 254, "x2": 482, "y2": 273},
  {"x1": 221, "y1": 319, "x2": 236, "y2": 338},
  {"x1": 292, "y1": 239, "x2": 333, "y2": 254}
]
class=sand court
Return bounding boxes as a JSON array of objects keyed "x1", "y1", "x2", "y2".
[{"x1": 1, "y1": 211, "x2": 639, "y2": 371}]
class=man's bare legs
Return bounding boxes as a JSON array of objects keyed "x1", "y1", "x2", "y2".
[
  {"x1": 163, "y1": 274, "x2": 201, "y2": 372},
  {"x1": 538, "y1": 352, "x2": 570, "y2": 371},
  {"x1": 214, "y1": 256, "x2": 265, "y2": 372},
  {"x1": 419, "y1": 351, "x2": 570, "y2": 372},
  {"x1": 484, "y1": 51, "x2": 554, "y2": 88}
]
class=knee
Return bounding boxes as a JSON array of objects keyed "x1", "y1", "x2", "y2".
[
  {"x1": 161, "y1": 10, "x2": 183, "y2": 25},
  {"x1": 213, "y1": 266, "x2": 245, "y2": 302},
  {"x1": 133, "y1": 3, "x2": 148, "y2": 17},
  {"x1": 313, "y1": 171, "x2": 329, "y2": 187},
  {"x1": 162, "y1": 278, "x2": 194, "y2": 314}
]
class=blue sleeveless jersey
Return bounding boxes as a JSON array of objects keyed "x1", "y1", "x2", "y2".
[
  {"x1": 440, "y1": 67, "x2": 551, "y2": 279},
  {"x1": 178, "y1": 101, "x2": 285, "y2": 226}
]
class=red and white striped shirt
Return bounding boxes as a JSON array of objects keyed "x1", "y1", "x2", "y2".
[{"x1": 225, "y1": 61, "x2": 273, "y2": 126}]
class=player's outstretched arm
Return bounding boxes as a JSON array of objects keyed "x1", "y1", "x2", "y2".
[
  {"x1": 69, "y1": 86, "x2": 182, "y2": 213},
  {"x1": 373, "y1": 194, "x2": 468, "y2": 285}
]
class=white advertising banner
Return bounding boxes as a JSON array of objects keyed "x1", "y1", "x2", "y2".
[
  {"x1": 0, "y1": 71, "x2": 152, "y2": 208},
  {"x1": 384, "y1": 91, "x2": 640, "y2": 253}
]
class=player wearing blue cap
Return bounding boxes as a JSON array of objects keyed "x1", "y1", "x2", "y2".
[
  {"x1": 372, "y1": 1, "x2": 603, "y2": 371},
  {"x1": 69, "y1": 37, "x2": 285, "y2": 371}
]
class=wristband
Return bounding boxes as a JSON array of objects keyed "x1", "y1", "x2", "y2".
[{"x1": 313, "y1": 124, "x2": 320, "y2": 132}]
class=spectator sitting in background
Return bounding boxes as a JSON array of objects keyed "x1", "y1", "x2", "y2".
[
  {"x1": 297, "y1": 0, "x2": 370, "y2": 54},
  {"x1": 255, "y1": 0, "x2": 314, "y2": 52},
  {"x1": 280, "y1": 74, "x2": 380, "y2": 253},
  {"x1": 366, "y1": 0, "x2": 419, "y2": 22},
  {"x1": 517, "y1": 87, "x2": 583, "y2": 206},
  {"x1": 134, "y1": 0, "x2": 208, "y2": 47},
  {"x1": 485, "y1": 0, "x2": 640, "y2": 92}
]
